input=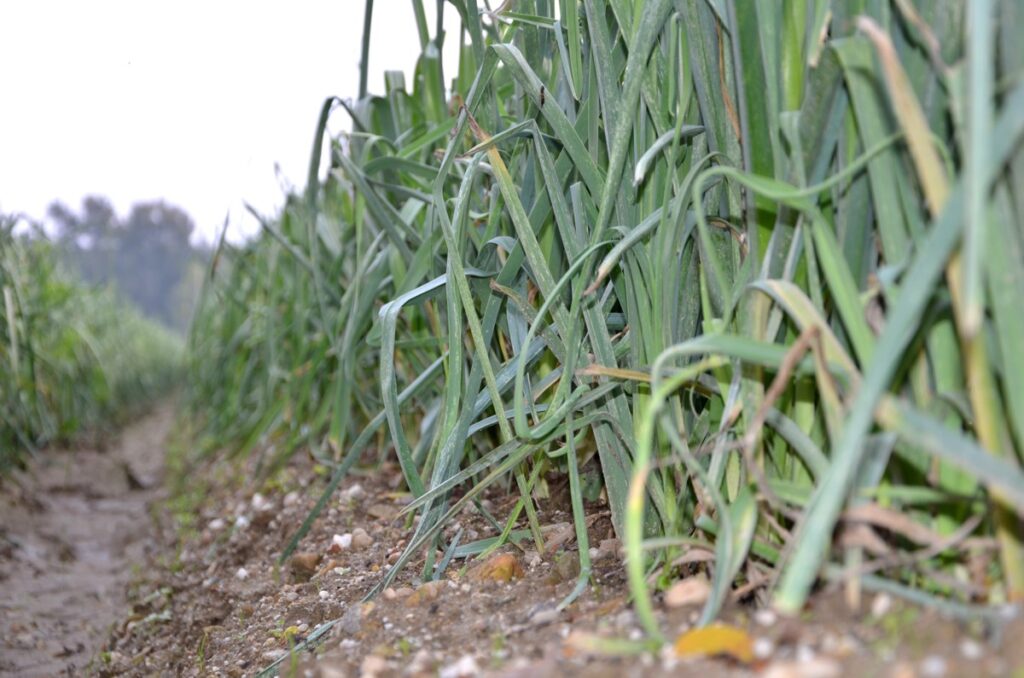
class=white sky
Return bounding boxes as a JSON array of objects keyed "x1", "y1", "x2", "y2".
[{"x1": 0, "y1": 1, "x2": 461, "y2": 245}]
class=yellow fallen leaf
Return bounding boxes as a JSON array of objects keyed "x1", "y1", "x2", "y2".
[{"x1": 674, "y1": 623, "x2": 754, "y2": 663}]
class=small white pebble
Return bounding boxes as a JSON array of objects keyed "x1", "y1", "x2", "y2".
[
  {"x1": 361, "y1": 655, "x2": 391, "y2": 676},
  {"x1": 754, "y1": 608, "x2": 777, "y2": 627},
  {"x1": 796, "y1": 644, "x2": 816, "y2": 663},
  {"x1": 920, "y1": 655, "x2": 947, "y2": 677},
  {"x1": 439, "y1": 654, "x2": 479, "y2": 678},
  {"x1": 764, "y1": 658, "x2": 840, "y2": 678},
  {"x1": 871, "y1": 593, "x2": 892, "y2": 618},
  {"x1": 754, "y1": 637, "x2": 775, "y2": 659},
  {"x1": 960, "y1": 639, "x2": 983, "y2": 660},
  {"x1": 234, "y1": 515, "x2": 251, "y2": 529},
  {"x1": 209, "y1": 518, "x2": 226, "y2": 531},
  {"x1": 235, "y1": 567, "x2": 249, "y2": 580},
  {"x1": 589, "y1": 547, "x2": 600, "y2": 559},
  {"x1": 460, "y1": 583, "x2": 471, "y2": 593},
  {"x1": 297, "y1": 623, "x2": 308, "y2": 633},
  {"x1": 284, "y1": 491, "x2": 300, "y2": 507},
  {"x1": 341, "y1": 483, "x2": 366, "y2": 500},
  {"x1": 334, "y1": 533, "x2": 353, "y2": 549},
  {"x1": 659, "y1": 643, "x2": 678, "y2": 671},
  {"x1": 319, "y1": 590, "x2": 329, "y2": 600}
]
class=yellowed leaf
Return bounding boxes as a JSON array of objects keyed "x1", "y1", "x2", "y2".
[
  {"x1": 674, "y1": 623, "x2": 755, "y2": 663},
  {"x1": 856, "y1": 16, "x2": 948, "y2": 215}
]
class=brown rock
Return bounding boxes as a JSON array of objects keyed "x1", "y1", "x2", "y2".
[
  {"x1": 367, "y1": 503, "x2": 398, "y2": 521},
  {"x1": 290, "y1": 552, "x2": 322, "y2": 581},
  {"x1": 360, "y1": 654, "x2": 393, "y2": 678},
  {"x1": 545, "y1": 551, "x2": 580, "y2": 584},
  {"x1": 597, "y1": 538, "x2": 621, "y2": 560},
  {"x1": 405, "y1": 580, "x2": 444, "y2": 607},
  {"x1": 664, "y1": 575, "x2": 711, "y2": 608},
  {"x1": 384, "y1": 586, "x2": 413, "y2": 601},
  {"x1": 468, "y1": 552, "x2": 525, "y2": 583},
  {"x1": 352, "y1": 527, "x2": 373, "y2": 550},
  {"x1": 252, "y1": 506, "x2": 276, "y2": 528}
]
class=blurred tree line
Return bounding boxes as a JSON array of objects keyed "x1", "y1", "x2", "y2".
[{"x1": 46, "y1": 196, "x2": 209, "y2": 333}]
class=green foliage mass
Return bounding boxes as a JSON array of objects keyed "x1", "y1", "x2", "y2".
[
  {"x1": 1, "y1": 218, "x2": 182, "y2": 470},
  {"x1": 187, "y1": 0, "x2": 1024, "y2": 636}
]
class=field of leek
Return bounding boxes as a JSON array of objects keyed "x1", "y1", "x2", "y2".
[
  {"x1": 187, "y1": 0, "x2": 1024, "y2": 635},
  {"x1": 1, "y1": 218, "x2": 182, "y2": 471}
]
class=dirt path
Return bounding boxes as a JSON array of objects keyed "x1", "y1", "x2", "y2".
[{"x1": 0, "y1": 404, "x2": 174, "y2": 676}]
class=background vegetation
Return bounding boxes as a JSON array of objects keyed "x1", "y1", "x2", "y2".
[
  {"x1": 184, "y1": 0, "x2": 1024, "y2": 638},
  {"x1": 48, "y1": 196, "x2": 209, "y2": 333},
  {"x1": 0, "y1": 216, "x2": 183, "y2": 472}
]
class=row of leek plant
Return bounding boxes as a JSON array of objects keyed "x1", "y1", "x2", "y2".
[
  {"x1": 1, "y1": 217, "x2": 183, "y2": 471},
  {"x1": 188, "y1": 0, "x2": 1024, "y2": 648}
]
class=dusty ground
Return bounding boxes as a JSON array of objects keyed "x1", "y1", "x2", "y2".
[
  {"x1": 0, "y1": 404, "x2": 173, "y2": 676},
  {"x1": 3, "y1": 407, "x2": 1024, "y2": 677}
]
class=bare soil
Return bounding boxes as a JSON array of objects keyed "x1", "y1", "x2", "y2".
[
  {"x1": 0, "y1": 404, "x2": 173, "y2": 676},
  {"x1": 3, "y1": 408, "x2": 1024, "y2": 677}
]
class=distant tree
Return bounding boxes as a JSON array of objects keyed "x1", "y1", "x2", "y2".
[{"x1": 47, "y1": 196, "x2": 206, "y2": 332}]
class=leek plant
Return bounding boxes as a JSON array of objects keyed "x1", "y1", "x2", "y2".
[{"x1": 188, "y1": 0, "x2": 1024, "y2": 637}]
